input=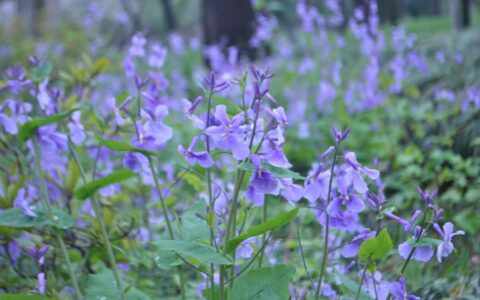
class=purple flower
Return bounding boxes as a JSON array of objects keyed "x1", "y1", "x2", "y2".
[
  {"x1": 246, "y1": 156, "x2": 280, "y2": 206},
  {"x1": 67, "y1": 111, "x2": 86, "y2": 145},
  {"x1": 129, "y1": 32, "x2": 146, "y2": 57},
  {"x1": 131, "y1": 120, "x2": 156, "y2": 151},
  {"x1": 331, "y1": 127, "x2": 350, "y2": 144},
  {"x1": 389, "y1": 278, "x2": 420, "y2": 300},
  {"x1": 0, "y1": 99, "x2": 32, "y2": 135},
  {"x1": 14, "y1": 188, "x2": 37, "y2": 217},
  {"x1": 304, "y1": 164, "x2": 330, "y2": 203},
  {"x1": 343, "y1": 152, "x2": 379, "y2": 193},
  {"x1": 417, "y1": 187, "x2": 437, "y2": 209},
  {"x1": 434, "y1": 222, "x2": 464, "y2": 262},
  {"x1": 280, "y1": 178, "x2": 303, "y2": 203},
  {"x1": 341, "y1": 230, "x2": 376, "y2": 258},
  {"x1": 178, "y1": 136, "x2": 213, "y2": 168},
  {"x1": 205, "y1": 105, "x2": 249, "y2": 160},
  {"x1": 182, "y1": 97, "x2": 205, "y2": 129},
  {"x1": 38, "y1": 272, "x2": 46, "y2": 294},
  {"x1": 236, "y1": 238, "x2": 255, "y2": 259},
  {"x1": 327, "y1": 177, "x2": 365, "y2": 217},
  {"x1": 385, "y1": 210, "x2": 421, "y2": 233},
  {"x1": 148, "y1": 43, "x2": 167, "y2": 68},
  {"x1": 398, "y1": 226, "x2": 433, "y2": 262},
  {"x1": 204, "y1": 72, "x2": 229, "y2": 94}
]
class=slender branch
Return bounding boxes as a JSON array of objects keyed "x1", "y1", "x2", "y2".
[
  {"x1": 296, "y1": 223, "x2": 315, "y2": 288},
  {"x1": 314, "y1": 147, "x2": 338, "y2": 299},
  {"x1": 33, "y1": 137, "x2": 83, "y2": 300},
  {"x1": 67, "y1": 140, "x2": 125, "y2": 300}
]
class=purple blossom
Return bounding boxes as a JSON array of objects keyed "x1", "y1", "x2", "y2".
[
  {"x1": 67, "y1": 111, "x2": 86, "y2": 145},
  {"x1": 280, "y1": 178, "x2": 303, "y2": 203},
  {"x1": 343, "y1": 152, "x2": 379, "y2": 193},
  {"x1": 327, "y1": 177, "x2": 365, "y2": 217},
  {"x1": 14, "y1": 188, "x2": 37, "y2": 217},
  {"x1": 246, "y1": 156, "x2": 279, "y2": 206},
  {"x1": 38, "y1": 272, "x2": 46, "y2": 294},
  {"x1": 129, "y1": 32, "x2": 146, "y2": 57},
  {"x1": 304, "y1": 164, "x2": 330, "y2": 203},
  {"x1": 178, "y1": 136, "x2": 213, "y2": 168},
  {"x1": 205, "y1": 105, "x2": 249, "y2": 160},
  {"x1": 389, "y1": 278, "x2": 420, "y2": 300},
  {"x1": 385, "y1": 210, "x2": 421, "y2": 233},
  {"x1": 434, "y1": 222, "x2": 464, "y2": 262},
  {"x1": 148, "y1": 43, "x2": 167, "y2": 68},
  {"x1": 0, "y1": 99, "x2": 32, "y2": 135},
  {"x1": 417, "y1": 187, "x2": 438, "y2": 209},
  {"x1": 398, "y1": 226, "x2": 434, "y2": 262},
  {"x1": 236, "y1": 238, "x2": 255, "y2": 259},
  {"x1": 341, "y1": 230, "x2": 376, "y2": 258}
]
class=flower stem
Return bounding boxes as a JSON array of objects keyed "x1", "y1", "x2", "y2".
[
  {"x1": 399, "y1": 208, "x2": 430, "y2": 275},
  {"x1": 33, "y1": 137, "x2": 83, "y2": 300},
  {"x1": 67, "y1": 141, "x2": 125, "y2": 299},
  {"x1": 147, "y1": 156, "x2": 186, "y2": 300},
  {"x1": 257, "y1": 202, "x2": 268, "y2": 267},
  {"x1": 314, "y1": 147, "x2": 337, "y2": 300},
  {"x1": 355, "y1": 261, "x2": 369, "y2": 300}
]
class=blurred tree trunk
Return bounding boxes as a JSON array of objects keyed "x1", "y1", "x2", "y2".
[
  {"x1": 17, "y1": 0, "x2": 45, "y2": 36},
  {"x1": 202, "y1": 0, "x2": 256, "y2": 60},
  {"x1": 432, "y1": 0, "x2": 442, "y2": 15},
  {"x1": 378, "y1": 0, "x2": 404, "y2": 25},
  {"x1": 160, "y1": 0, "x2": 176, "y2": 31},
  {"x1": 451, "y1": 0, "x2": 471, "y2": 30},
  {"x1": 120, "y1": 0, "x2": 143, "y2": 32}
]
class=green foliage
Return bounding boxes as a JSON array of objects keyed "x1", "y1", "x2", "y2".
[
  {"x1": 97, "y1": 136, "x2": 158, "y2": 157},
  {"x1": 155, "y1": 240, "x2": 233, "y2": 265},
  {"x1": 237, "y1": 162, "x2": 304, "y2": 180},
  {"x1": 358, "y1": 228, "x2": 393, "y2": 261},
  {"x1": 18, "y1": 105, "x2": 91, "y2": 142},
  {"x1": 229, "y1": 265, "x2": 295, "y2": 300},
  {"x1": 226, "y1": 207, "x2": 299, "y2": 253},
  {"x1": 0, "y1": 207, "x2": 73, "y2": 229},
  {"x1": 74, "y1": 169, "x2": 136, "y2": 200}
]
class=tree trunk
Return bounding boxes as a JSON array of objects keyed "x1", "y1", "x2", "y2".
[
  {"x1": 160, "y1": 0, "x2": 176, "y2": 31},
  {"x1": 17, "y1": 0, "x2": 44, "y2": 36},
  {"x1": 202, "y1": 0, "x2": 256, "y2": 60},
  {"x1": 451, "y1": 0, "x2": 470, "y2": 30}
]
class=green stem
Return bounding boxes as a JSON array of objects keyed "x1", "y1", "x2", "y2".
[
  {"x1": 67, "y1": 141, "x2": 125, "y2": 299},
  {"x1": 205, "y1": 90, "x2": 217, "y2": 300},
  {"x1": 147, "y1": 156, "x2": 186, "y2": 300},
  {"x1": 399, "y1": 208, "x2": 429, "y2": 275},
  {"x1": 355, "y1": 261, "x2": 369, "y2": 300},
  {"x1": 33, "y1": 137, "x2": 83, "y2": 300},
  {"x1": 257, "y1": 202, "x2": 268, "y2": 267},
  {"x1": 314, "y1": 147, "x2": 338, "y2": 300}
]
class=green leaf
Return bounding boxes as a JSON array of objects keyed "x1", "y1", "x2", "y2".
[
  {"x1": 0, "y1": 295, "x2": 51, "y2": 300},
  {"x1": 226, "y1": 207, "x2": 299, "y2": 253},
  {"x1": 334, "y1": 271, "x2": 371, "y2": 300},
  {"x1": 0, "y1": 207, "x2": 74, "y2": 229},
  {"x1": 85, "y1": 269, "x2": 150, "y2": 300},
  {"x1": 408, "y1": 237, "x2": 442, "y2": 248},
  {"x1": 155, "y1": 240, "x2": 233, "y2": 265},
  {"x1": 97, "y1": 136, "x2": 158, "y2": 157},
  {"x1": 74, "y1": 169, "x2": 136, "y2": 200},
  {"x1": 358, "y1": 228, "x2": 393, "y2": 261},
  {"x1": 31, "y1": 61, "x2": 52, "y2": 83},
  {"x1": 154, "y1": 250, "x2": 183, "y2": 270},
  {"x1": 212, "y1": 95, "x2": 243, "y2": 116},
  {"x1": 229, "y1": 265, "x2": 295, "y2": 300},
  {"x1": 237, "y1": 162, "x2": 304, "y2": 180},
  {"x1": 18, "y1": 105, "x2": 91, "y2": 142}
]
